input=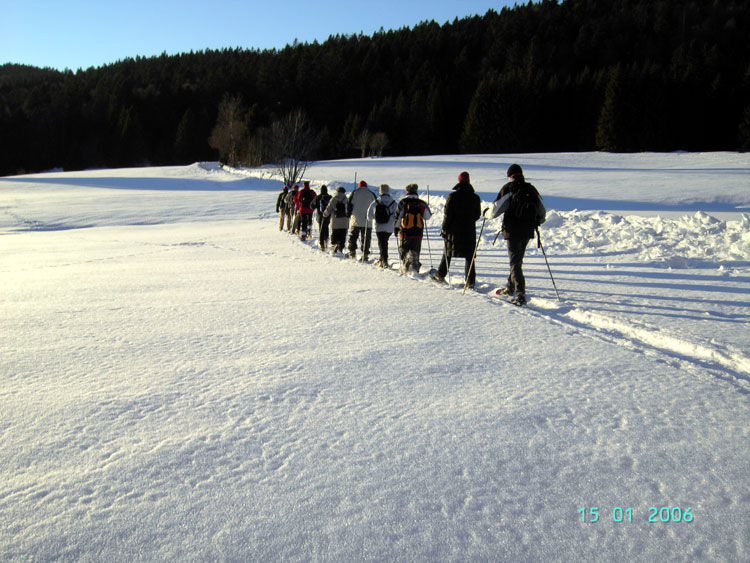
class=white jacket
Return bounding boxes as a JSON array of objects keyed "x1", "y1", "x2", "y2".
[
  {"x1": 348, "y1": 186, "x2": 378, "y2": 228},
  {"x1": 374, "y1": 193, "x2": 398, "y2": 233}
]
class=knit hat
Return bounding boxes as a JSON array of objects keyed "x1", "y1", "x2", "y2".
[
  {"x1": 320, "y1": 185, "x2": 328, "y2": 194},
  {"x1": 405, "y1": 183, "x2": 418, "y2": 194},
  {"x1": 380, "y1": 184, "x2": 390, "y2": 194},
  {"x1": 293, "y1": 184, "x2": 299, "y2": 190},
  {"x1": 358, "y1": 180, "x2": 368, "y2": 188},
  {"x1": 337, "y1": 186, "x2": 346, "y2": 193},
  {"x1": 282, "y1": 185, "x2": 288, "y2": 191},
  {"x1": 458, "y1": 171, "x2": 470, "y2": 184},
  {"x1": 507, "y1": 164, "x2": 523, "y2": 178}
]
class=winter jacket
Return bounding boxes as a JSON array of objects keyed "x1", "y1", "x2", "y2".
[
  {"x1": 441, "y1": 181, "x2": 482, "y2": 258},
  {"x1": 374, "y1": 193, "x2": 398, "y2": 234},
  {"x1": 297, "y1": 186, "x2": 316, "y2": 215},
  {"x1": 486, "y1": 176, "x2": 546, "y2": 240},
  {"x1": 285, "y1": 188, "x2": 299, "y2": 211},
  {"x1": 323, "y1": 192, "x2": 351, "y2": 230},
  {"x1": 276, "y1": 189, "x2": 289, "y2": 212},
  {"x1": 348, "y1": 186, "x2": 378, "y2": 228},
  {"x1": 394, "y1": 195, "x2": 432, "y2": 239},
  {"x1": 311, "y1": 192, "x2": 332, "y2": 221}
]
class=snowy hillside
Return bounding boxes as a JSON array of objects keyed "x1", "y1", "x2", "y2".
[{"x1": 1, "y1": 153, "x2": 748, "y2": 562}]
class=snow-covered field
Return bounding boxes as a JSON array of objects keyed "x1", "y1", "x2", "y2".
[{"x1": 1, "y1": 153, "x2": 748, "y2": 561}]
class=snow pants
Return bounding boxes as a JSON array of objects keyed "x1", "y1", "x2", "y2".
[
  {"x1": 348, "y1": 226, "x2": 372, "y2": 257},
  {"x1": 436, "y1": 252, "x2": 476, "y2": 287},
  {"x1": 376, "y1": 231, "x2": 392, "y2": 264},
  {"x1": 318, "y1": 216, "x2": 331, "y2": 249},
  {"x1": 506, "y1": 236, "x2": 531, "y2": 296},
  {"x1": 331, "y1": 228, "x2": 347, "y2": 253}
]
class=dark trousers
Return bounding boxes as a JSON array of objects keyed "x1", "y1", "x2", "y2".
[
  {"x1": 300, "y1": 213, "x2": 313, "y2": 236},
  {"x1": 506, "y1": 237, "x2": 531, "y2": 295},
  {"x1": 376, "y1": 231, "x2": 392, "y2": 263},
  {"x1": 348, "y1": 226, "x2": 372, "y2": 256},
  {"x1": 331, "y1": 228, "x2": 347, "y2": 253},
  {"x1": 437, "y1": 251, "x2": 476, "y2": 287},
  {"x1": 318, "y1": 216, "x2": 331, "y2": 249}
]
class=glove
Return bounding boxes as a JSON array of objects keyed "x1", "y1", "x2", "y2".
[
  {"x1": 394, "y1": 227, "x2": 400, "y2": 236},
  {"x1": 440, "y1": 229, "x2": 447, "y2": 238}
]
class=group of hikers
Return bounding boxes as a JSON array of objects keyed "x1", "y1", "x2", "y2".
[{"x1": 275, "y1": 164, "x2": 546, "y2": 306}]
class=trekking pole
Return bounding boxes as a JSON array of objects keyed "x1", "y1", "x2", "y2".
[
  {"x1": 537, "y1": 227, "x2": 561, "y2": 302},
  {"x1": 463, "y1": 216, "x2": 486, "y2": 294},
  {"x1": 424, "y1": 184, "x2": 434, "y2": 270},
  {"x1": 363, "y1": 199, "x2": 377, "y2": 263}
]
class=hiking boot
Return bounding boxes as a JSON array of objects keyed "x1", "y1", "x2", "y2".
[
  {"x1": 511, "y1": 293, "x2": 527, "y2": 306},
  {"x1": 431, "y1": 272, "x2": 446, "y2": 283},
  {"x1": 495, "y1": 286, "x2": 514, "y2": 296}
]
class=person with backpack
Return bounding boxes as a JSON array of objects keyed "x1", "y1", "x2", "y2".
[
  {"x1": 311, "y1": 185, "x2": 332, "y2": 250},
  {"x1": 276, "y1": 184, "x2": 289, "y2": 231},
  {"x1": 373, "y1": 184, "x2": 398, "y2": 268},
  {"x1": 323, "y1": 186, "x2": 350, "y2": 254},
  {"x1": 285, "y1": 184, "x2": 299, "y2": 233},
  {"x1": 347, "y1": 180, "x2": 378, "y2": 260},
  {"x1": 484, "y1": 163, "x2": 547, "y2": 306},
  {"x1": 431, "y1": 171, "x2": 482, "y2": 289},
  {"x1": 297, "y1": 180, "x2": 317, "y2": 240},
  {"x1": 394, "y1": 183, "x2": 432, "y2": 274}
]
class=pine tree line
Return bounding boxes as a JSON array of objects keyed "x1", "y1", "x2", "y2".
[{"x1": 1, "y1": 0, "x2": 748, "y2": 176}]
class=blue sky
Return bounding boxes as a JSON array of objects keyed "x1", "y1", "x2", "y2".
[{"x1": 2, "y1": 0, "x2": 520, "y2": 71}]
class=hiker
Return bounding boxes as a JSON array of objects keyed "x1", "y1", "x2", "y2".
[
  {"x1": 311, "y1": 185, "x2": 332, "y2": 250},
  {"x1": 297, "y1": 180, "x2": 317, "y2": 240},
  {"x1": 347, "y1": 180, "x2": 377, "y2": 259},
  {"x1": 373, "y1": 184, "x2": 398, "y2": 268},
  {"x1": 323, "y1": 186, "x2": 350, "y2": 254},
  {"x1": 431, "y1": 171, "x2": 482, "y2": 289},
  {"x1": 484, "y1": 163, "x2": 547, "y2": 306},
  {"x1": 285, "y1": 184, "x2": 299, "y2": 233},
  {"x1": 394, "y1": 183, "x2": 432, "y2": 274},
  {"x1": 276, "y1": 185, "x2": 289, "y2": 231}
]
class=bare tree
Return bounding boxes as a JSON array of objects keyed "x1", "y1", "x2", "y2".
[
  {"x1": 355, "y1": 128, "x2": 371, "y2": 158},
  {"x1": 208, "y1": 94, "x2": 246, "y2": 166},
  {"x1": 271, "y1": 109, "x2": 316, "y2": 186},
  {"x1": 369, "y1": 131, "x2": 389, "y2": 157}
]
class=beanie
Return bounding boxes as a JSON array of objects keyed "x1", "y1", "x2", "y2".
[
  {"x1": 320, "y1": 185, "x2": 328, "y2": 194},
  {"x1": 380, "y1": 184, "x2": 390, "y2": 194},
  {"x1": 405, "y1": 183, "x2": 418, "y2": 194},
  {"x1": 337, "y1": 186, "x2": 346, "y2": 193},
  {"x1": 358, "y1": 180, "x2": 368, "y2": 188},
  {"x1": 458, "y1": 171, "x2": 470, "y2": 184},
  {"x1": 507, "y1": 164, "x2": 523, "y2": 178}
]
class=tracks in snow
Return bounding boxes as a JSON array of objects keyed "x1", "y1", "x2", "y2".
[{"x1": 295, "y1": 235, "x2": 750, "y2": 394}]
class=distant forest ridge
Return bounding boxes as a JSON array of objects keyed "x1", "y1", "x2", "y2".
[{"x1": 1, "y1": 0, "x2": 748, "y2": 176}]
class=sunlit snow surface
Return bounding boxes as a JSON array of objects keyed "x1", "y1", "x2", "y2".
[{"x1": 1, "y1": 153, "x2": 748, "y2": 561}]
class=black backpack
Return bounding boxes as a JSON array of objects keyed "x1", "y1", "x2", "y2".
[
  {"x1": 510, "y1": 184, "x2": 539, "y2": 223},
  {"x1": 375, "y1": 199, "x2": 391, "y2": 224},
  {"x1": 317, "y1": 194, "x2": 332, "y2": 213},
  {"x1": 334, "y1": 200, "x2": 348, "y2": 218},
  {"x1": 300, "y1": 189, "x2": 314, "y2": 208}
]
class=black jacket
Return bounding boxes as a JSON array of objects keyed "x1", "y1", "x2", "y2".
[
  {"x1": 490, "y1": 176, "x2": 546, "y2": 240},
  {"x1": 441, "y1": 182, "x2": 482, "y2": 257}
]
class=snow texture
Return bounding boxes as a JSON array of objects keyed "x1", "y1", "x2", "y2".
[{"x1": 1, "y1": 153, "x2": 749, "y2": 562}]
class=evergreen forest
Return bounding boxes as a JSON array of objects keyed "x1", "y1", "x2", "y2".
[{"x1": 1, "y1": 0, "x2": 749, "y2": 176}]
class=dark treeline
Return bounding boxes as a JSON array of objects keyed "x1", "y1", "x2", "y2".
[{"x1": 1, "y1": 0, "x2": 749, "y2": 176}]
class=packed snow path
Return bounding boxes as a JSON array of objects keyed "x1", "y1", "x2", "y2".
[{"x1": 1, "y1": 154, "x2": 748, "y2": 562}]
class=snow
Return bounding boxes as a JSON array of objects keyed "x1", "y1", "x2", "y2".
[{"x1": 1, "y1": 153, "x2": 748, "y2": 561}]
